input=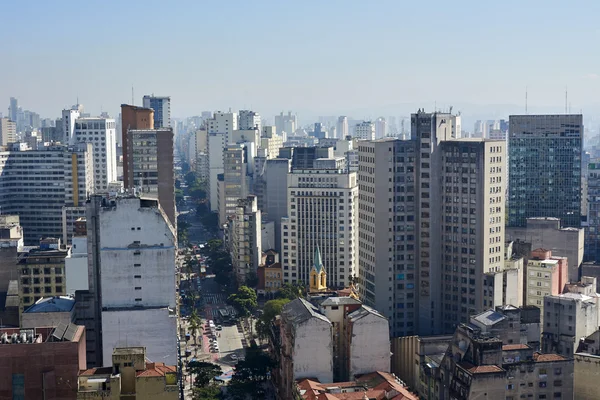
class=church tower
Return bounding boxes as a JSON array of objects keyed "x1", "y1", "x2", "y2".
[{"x1": 309, "y1": 245, "x2": 327, "y2": 292}]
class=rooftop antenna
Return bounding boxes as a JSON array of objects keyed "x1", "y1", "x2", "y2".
[
  {"x1": 525, "y1": 87, "x2": 528, "y2": 114},
  {"x1": 565, "y1": 86, "x2": 568, "y2": 114},
  {"x1": 132, "y1": 86, "x2": 134, "y2": 105}
]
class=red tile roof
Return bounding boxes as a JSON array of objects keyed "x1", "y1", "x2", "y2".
[
  {"x1": 136, "y1": 362, "x2": 177, "y2": 377},
  {"x1": 79, "y1": 367, "x2": 113, "y2": 376},
  {"x1": 458, "y1": 361, "x2": 504, "y2": 374},
  {"x1": 533, "y1": 353, "x2": 566, "y2": 362},
  {"x1": 502, "y1": 344, "x2": 530, "y2": 351}
]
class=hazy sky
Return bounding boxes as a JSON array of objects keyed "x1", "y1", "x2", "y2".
[{"x1": 2, "y1": 0, "x2": 600, "y2": 121}]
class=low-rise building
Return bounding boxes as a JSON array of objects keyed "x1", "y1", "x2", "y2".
[
  {"x1": 0, "y1": 323, "x2": 86, "y2": 400},
  {"x1": 574, "y1": 329, "x2": 600, "y2": 400},
  {"x1": 525, "y1": 248, "x2": 568, "y2": 318},
  {"x1": 542, "y1": 277, "x2": 600, "y2": 356},
  {"x1": 21, "y1": 295, "x2": 75, "y2": 329},
  {"x1": 17, "y1": 238, "x2": 68, "y2": 318},
  {"x1": 296, "y1": 371, "x2": 417, "y2": 400},
  {"x1": 256, "y1": 250, "x2": 283, "y2": 297},
  {"x1": 77, "y1": 347, "x2": 177, "y2": 400}
]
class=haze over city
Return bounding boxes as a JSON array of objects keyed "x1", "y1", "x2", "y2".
[{"x1": 3, "y1": 0, "x2": 600, "y2": 126}]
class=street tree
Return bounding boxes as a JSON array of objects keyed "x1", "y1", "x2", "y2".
[
  {"x1": 256, "y1": 298, "x2": 290, "y2": 340},
  {"x1": 228, "y1": 286, "x2": 257, "y2": 318},
  {"x1": 188, "y1": 361, "x2": 222, "y2": 388},
  {"x1": 277, "y1": 282, "x2": 306, "y2": 300}
]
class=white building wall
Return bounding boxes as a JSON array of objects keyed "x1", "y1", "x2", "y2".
[
  {"x1": 101, "y1": 308, "x2": 177, "y2": 366},
  {"x1": 208, "y1": 133, "x2": 226, "y2": 212},
  {"x1": 98, "y1": 199, "x2": 176, "y2": 309},
  {"x1": 349, "y1": 314, "x2": 390, "y2": 377},
  {"x1": 65, "y1": 236, "x2": 89, "y2": 294},
  {"x1": 353, "y1": 121, "x2": 375, "y2": 140},
  {"x1": 293, "y1": 318, "x2": 333, "y2": 382}
]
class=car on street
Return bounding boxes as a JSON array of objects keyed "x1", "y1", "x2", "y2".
[
  {"x1": 216, "y1": 325, "x2": 222, "y2": 330},
  {"x1": 230, "y1": 354, "x2": 238, "y2": 361}
]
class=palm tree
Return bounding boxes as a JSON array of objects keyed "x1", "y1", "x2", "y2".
[{"x1": 188, "y1": 309, "x2": 202, "y2": 346}]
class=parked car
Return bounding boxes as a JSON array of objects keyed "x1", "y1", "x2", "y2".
[{"x1": 216, "y1": 325, "x2": 223, "y2": 330}]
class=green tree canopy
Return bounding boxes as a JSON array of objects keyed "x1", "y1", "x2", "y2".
[
  {"x1": 228, "y1": 286, "x2": 258, "y2": 318},
  {"x1": 228, "y1": 344, "x2": 275, "y2": 399},
  {"x1": 277, "y1": 282, "x2": 306, "y2": 300},
  {"x1": 188, "y1": 361, "x2": 222, "y2": 388},
  {"x1": 192, "y1": 384, "x2": 221, "y2": 400},
  {"x1": 256, "y1": 298, "x2": 290, "y2": 339}
]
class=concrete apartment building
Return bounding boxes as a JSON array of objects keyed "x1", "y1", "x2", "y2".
[
  {"x1": 337, "y1": 116, "x2": 349, "y2": 139},
  {"x1": 219, "y1": 143, "x2": 251, "y2": 226},
  {"x1": 260, "y1": 125, "x2": 284, "y2": 159},
  {"x1": 125, "y1": 129, "x2": 176, "y2": 227},
  {"x1": 542, "y1": 276, "x2": 600, "y2": 356},
  {"x1": 207, "y1": 132, "x2": 226, "y2": 212},
  {"x1": 62, "y1": 104, "x2": 84, "y2": 143},
  {"x1": 281, "y1": 148, "x2": 358, "y2": 288},
  {"x1": 525, "y1": 248, "x2": 568, "y2": 319},
  {"x1": 278, "y1": 296, "x2": 390, "y2": 400},
  {"x1": 585, "y1": 159, "x2": 600, "y2": 262},
  {"x1": 17, "y1": 238, "x2": 69, "y2": 318},
  {"x1": 353, "y1": 120, "x2": 375, "y2": 140},
  {"x1": 0, "y1": 324, "x2": 86, "y2": 400},
  {"x1": 0, "y1": 117, "x2": 17, "y2": 145},
  {"x1": 434, "y1": 324, "x2": 573, "y2": 400},
  {"x1": 507, "y1": 217, "x2": 584, "y2": 282},
  {"x1": 78, "y1": 195, "x2": 177, "y2": 367},
  {"x1": 77, "y1": 347, "x2": 177, "y2": 400},
  {"x1": 142, "y1": 95, "x2": 171, "y2": 128},
  {"x1": 72, "y1": 117, "x2": 117, "y2": 192},
  {"x1": 238, "y1": 109, "x2": 261, "y2": 131},
  {"x1": 0, "y1": 143, "x2": 93, "y2": 245},
  {"x1": 224, "y1": 196, "x2": 262, "y2": 285},
  {"x1": 508, "y1": 114, "x2": 583, "y2": 229},
  {"x1": 0, "y1": 215, "x2": 23, "y2": 327},
  {"x1": 256, "y1": 157, "x2": 290, "y2": 252},
  {"x1": 120, "y1": 104, "x2": 154, "y2": 188},
  {"x1": 274, "y1": 111, "x2": 297, "y2": 139},
  {"x1": 357, "y1": 111, "x2": 505, "y2": 336}
]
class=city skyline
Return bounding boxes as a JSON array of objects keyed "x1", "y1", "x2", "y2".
[{"x1": 2, "y1": 1, "x2": 600, "y2": 123}]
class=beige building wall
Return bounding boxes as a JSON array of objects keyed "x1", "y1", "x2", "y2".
[{"x1": 574, "y1": 352, "x2": 600, "y2": 400}]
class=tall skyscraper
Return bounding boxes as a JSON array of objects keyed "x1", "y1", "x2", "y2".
[
  {"x1": 219, "y1": 143, "x2": 250, "y2": 226},
  {"x1": 337, "y1": 116, "x2": 349, "y2": 139},
  {"x1": 8, "y1": 97, "x2": 18, "y2": 124},
  {"x1": 353, "y1": 121, "x2": 375, "y2": 140},
  {"x1": 0, "y1": 118, "x2": 17, "y2": 145},
  {"x1": 0, "y1": 143, "x2": 93, "y2": 244},
  {"x1": 61, "y1": 104, "x2": 84, "y2": 143},
  {"x1": 142, "y1": 95, "x2": 171, "y2": 128},
  {"x1": 281, "y1": 148, "x2": 358, "y2": 288},
  {"x1": 72, "y1": 117, "x2": 117, "y2": 192},
  {"x1": 207, "y1": 111, "x2": 238, "y2": 144},
  {"x1": 81, "y1": 195, "x2": 177, "y2": 367},
  {"x1": 126, "y1": 129, "x2": 176, "y2": 227},
  {"x1": 508, "y1": 114, "x2": 583, "y2": 228},
  {"x1": 358, "y1": 111, "x2": 505, "y2": 336},
  {"x1": 120, "y1": 104, "x2": 154, "y2": 189}
]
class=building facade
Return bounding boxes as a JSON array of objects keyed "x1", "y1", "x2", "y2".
[
  {"x1": 72, "y1": 117, "x2": 117, "y2": 192},
  {"x1": 508, "y1": 114, "x2": 583, "y2": 228},
  {"x1": 227, "y1": 196, "x2": 262, "y2": 285},
  {"x1": 0, "y1": 117, "x2": 17, "y2": 145},
  {"x1": 120, "y1": 104, "x2": 154, "y2": 188},
  {"x1": 281, "y1": 155, "x2": 358, "y2": 288},
  {"x1": 353, "y1": 121, "x2": 375, "y2": 140},
  {"x1": 0, "y1": 143, "x2": 93, "y2": 244},
  {"x1": 142, "y1": 95, "x2": 171, "y2": 128}
]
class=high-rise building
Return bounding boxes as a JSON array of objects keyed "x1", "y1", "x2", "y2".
[
  {"x1": 0, "y1": 117, "x2": 17, "y2": 145},
  {"x1": 72, "y1": 117, "x2": 117, "y2": 192},
  {"x1": 281, "y1": 148, "x2": 358, "y2": 288},
  {"x1": 225, "y1": 196, "x2": 262, "y2": 284},
  {"x1": 207, "y1": 132, "x2": 226, "y2": 212},
  {"x1": 238, "y1": 110, "x2": 261, "y2": 131},
  {"x1": 337, "y1": 116, "x2": 349, "y2": 139},
  {"x1": 61, "y1": 104, "x2": 84, "y2": 143},
  {"x1": 126, "y1": 129, "x2": 176, "y2": 227},
  {"x1": 585, "y1": 160, "x2": 600, "y2": 262},
  {"x1": 375, "y1": 117, "x2": 386, "y2": 139},
  {"x1": 353, "y1": 121, "x2": 375, "y2": 140},
  {"x1": 142, "y1": 95, "x2": 171, "y2": 128},
  {"x1": 219, "y1": 143, "x2": 251, "y2": 226},
  {"x1": 120, "y1": 104, "x2": 154, "y2": 189},
  {"x1": 207, "y1": 111, "x2": 237, "y2": 143},
  {"x1": 274, "y1": 111, "x2": 297, "y2": 138},
  {"x1": 0, "y1": 143, "x2": 93, "y2": 245},
  {"x1": 508, "y1": 114, "x2": 583, "y2": 228},
  {"x1": 358, "y1": 111, "x2": 505, "y2": 336},
  {"x1": 8, "y1": 97, "x2": 18, "y2": 123},
  {"x1": 81, "y1": 195, "x2": 177, "y2": 367}
]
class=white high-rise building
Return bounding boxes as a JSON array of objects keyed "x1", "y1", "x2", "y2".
[
  {"x1": 238, "y1": 110, "x2": 261, "y2": 132},
  {"x1": 353, "y1": 121, "x2": 375, "y2": 140},
  {"x1": 337, "y1": 116, "x2": 348, "y2": 139},
  {"x1": 84, "y1": 195, "x2": 177, "y2": 367},
  {"x1": 72, "y1": 117, "x2": 117, "y2": 192},
  {"x1": 281, "y1": 150, "x2": 358, "y2": 288},
  {"x1": 61, "y1": 104, "x2": 84, "y2": 143},
  {"x1": 226, "y1": 195, "x2": 262, "y2": 284},
  {"x1": 275, "y1": 111, "x2": 297, "y2": 138},
  {"x1": 207, "y1": 132, "x2": 226, "y2": 211},
  {"x1": 219, "y1": 143, "x2": 250, "y2": 226},
  {"x1": 208, "y1": 111, "x2": 238, "y2": 144},
  {"x1": 142, "y1": 95, "x2": 171, "y2": 128},
  {"x1": 375, "y1": 117, "x2": 387, "y2": 139}
]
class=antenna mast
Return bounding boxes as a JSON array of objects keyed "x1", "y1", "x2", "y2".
[
  {"x1": 132, "y1": 86, "x2": 134, "y2": 105},
  {"x1": 525, "y1": 87, "x2": 528, "y2": 114},
  {"x1": 565, "y1": 86, "x2": 568, "y2": 114}
]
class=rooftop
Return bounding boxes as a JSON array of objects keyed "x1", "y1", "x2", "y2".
[
  {"x1": 457, "y1": 361, "x2": 504, "y2": 374},
  {"x1": 321, "y1": 297, "x2": 361, "y2": 307},
  {"x1": 502, "y1": 344, "x2": 530, "y2": 351},
  {"x1": 281, "y1": 298, "x2": 330, "y2": 327},
  {"x1": 348, "y1": 305, "x2": 387, "y2": 322},
  {"x1": 533, "y1": 352, "x2": 567, "y2": 362},
  {"x1": 471, "y1": 309, "x2": 506, "y2": 326},
  {"x1": 24, "y1": 296, "x2": 75, "y2": 314}
]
